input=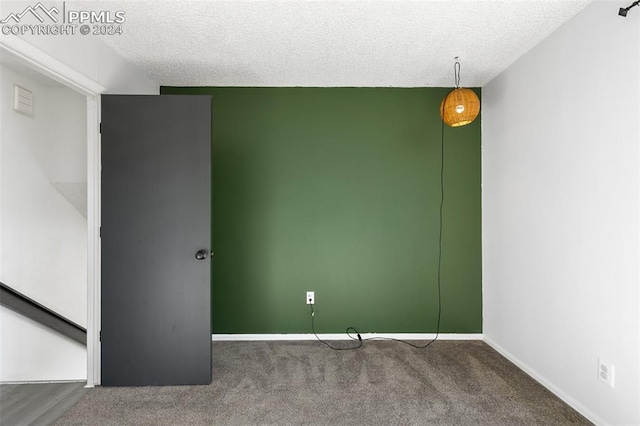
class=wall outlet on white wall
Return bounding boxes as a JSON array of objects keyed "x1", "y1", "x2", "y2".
[
  {"x1": 306, "y1": 291, "x2": 314, "y2": 305},
  {"x1": 598, "y1": 358, "x2": 614, "y2": 388}
]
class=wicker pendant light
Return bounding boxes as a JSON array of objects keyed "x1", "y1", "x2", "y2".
[{"x1": 440, "y1": 60, "x2": 480, "y2": 127}]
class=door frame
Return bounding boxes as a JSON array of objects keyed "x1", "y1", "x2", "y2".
[{"x1": 0, "y1": 37, "x2": 105, "y2": 386}]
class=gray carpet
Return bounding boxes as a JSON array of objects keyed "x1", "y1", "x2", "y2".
[{"x1": 55, "y1": 340, "x2": 591, "y2": 425}]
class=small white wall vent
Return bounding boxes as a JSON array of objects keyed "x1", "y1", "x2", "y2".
[{"x1": 13, "y1": 85, "x2": 33, "y2": 115}]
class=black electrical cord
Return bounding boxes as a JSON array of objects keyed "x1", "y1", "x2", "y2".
[
  {"x1": 310, "y1": 303, "x2": 362, "y2": 350},
  {"x1": 309, "y1": 117, "x2": 445, "y2": 350},
  {"x1": 347, "y1": 118, "x2": 444, "y2": 349}
]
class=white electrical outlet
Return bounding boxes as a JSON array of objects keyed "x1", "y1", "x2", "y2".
[
  {"x1": 598, "y1": 358, "x2": 615, "y2": 388},
  {"x1": 306, "y1": 291, "x2": 314, "y2": 305}
]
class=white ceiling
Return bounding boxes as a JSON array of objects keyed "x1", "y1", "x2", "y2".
[{"x1": 70, "y1": 0, "x2": 594, "y2": 87}]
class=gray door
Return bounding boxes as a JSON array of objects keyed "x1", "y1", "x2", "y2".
[{"x1": 101, "y1": 95, "x2": 212, "y2": 386}]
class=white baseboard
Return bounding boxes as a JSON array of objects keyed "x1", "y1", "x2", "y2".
[
  {"x1": 0, "y1": 380, "x2": 85, "y2": 385},
  {"x1": 483, "y1": 336, "x2": 604, "y2": 426},
  {"x1": 212, "y1": 333, "x2": 482, "y2": 341}
]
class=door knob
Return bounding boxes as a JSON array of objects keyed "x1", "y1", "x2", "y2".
[{"x1": 195, "y1": 249, "x2": 208, "y2": 260}]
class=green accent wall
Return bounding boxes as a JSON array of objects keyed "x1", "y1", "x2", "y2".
[{"x1": 161, "y1": 87, "x2": 481, "y2": 334}]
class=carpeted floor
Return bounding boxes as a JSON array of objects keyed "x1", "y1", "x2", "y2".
[{"x1": 55, "y1": 340, "x2": 591, "y2": 425}]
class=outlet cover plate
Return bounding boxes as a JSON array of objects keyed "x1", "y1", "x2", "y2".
[
  {"x1": 306, "y1": 291, "x2": 314, "y2": 305},
  {"x1": 598, "y1": 358, "x2": 614, "y2": 388}
]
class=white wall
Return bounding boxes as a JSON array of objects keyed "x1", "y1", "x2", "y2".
[
  {"x1": 482, "y1": 2, "x2": 639, "y2": 425},
  {"x1": 18, "y1": 29, "x2": 158, "y2": 95},
  {"x1": 44, "y1": 87, "x2": 89, "y2": 217},
  {"x1": 38, "y1": 87, "x2": 87, "y2": 184},
  {"x1": 0, "y1": 65, "x2": 87, "y2": 381}
]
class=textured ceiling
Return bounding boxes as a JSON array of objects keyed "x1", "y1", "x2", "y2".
[{"x1": 69, "y1": 0, "x2": 593, "y2": 87}]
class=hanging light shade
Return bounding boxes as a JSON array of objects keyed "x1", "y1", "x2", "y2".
[
  {"x1": 440, "y1": 59, "x2": 480, "y2": 127},
  {"x1": 440, "y1": 88, "x2": 480, "y2": 127}
]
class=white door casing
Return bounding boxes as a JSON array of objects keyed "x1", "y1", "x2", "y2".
[{"x1": 0, "y1": 36, "x2": 104, "y2": 387}]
